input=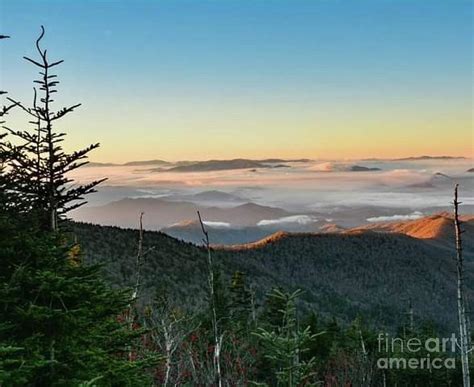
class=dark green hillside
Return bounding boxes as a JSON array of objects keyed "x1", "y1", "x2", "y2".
[
  {"x1": 72, "y1": 222, "x2": 210, "y2": 309},
  {"x1": 216, "y1": 232, "x2": 474, "y2": 331},
  {"x1": 73, "y1": 222, "x2": 471, "y2": 332}
]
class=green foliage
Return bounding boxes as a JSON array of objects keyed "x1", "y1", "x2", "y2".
[
  {"x1": 73, "y1": 222, "x2": 470, "y2": 333},
  {"x1": 70, "y1": 218, "x2": 471, "y2": 386},
  {"x1": 0, "y1": 214, "x2": 156, "y2": 386},
  {"x1": 253, "y1": 289, "x2": 321, "y2": 386},
  {"x1": 0, "y1": 28, "x2": 157, "y2": 386},
  {"x1": 382, "y1": 323, "x2": 463, "y2": 386},
  {"x1": 212, "y1": 268, "x2": 230, "y2": 326},
  {"x1": 228, "y1": 271, "x2": 253, "y2": 332},
  {"x1": 2, "y1": 26, "x2": 104, "y2": 231}
]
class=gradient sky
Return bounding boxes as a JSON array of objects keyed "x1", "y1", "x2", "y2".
[{"x1": 1, "y1": 0, "x2": 472, "y2": 162}]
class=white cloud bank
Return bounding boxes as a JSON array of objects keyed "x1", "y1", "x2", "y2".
[
  {"x1": 257, "y1": 215, "x2": 318, "y2": 227},
  {"x1": 366, "y1": 211, "x2": 424, "y2": 223},
  {"x1": 203, "y1": 221, "x2": 232, "y2": 228}
]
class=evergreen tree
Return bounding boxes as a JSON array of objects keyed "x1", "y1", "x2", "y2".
[
  {"x1": 3, "y1": 26, "x2": 105, "y2": 231},
  {"x1": 253, "y1": 289, "x2": 321, "y2": 386},
  {"x1": 228, "y1": 271, "x2": 252, "y2": 331},
  {"x1": 0, "y1": 27, "x2": 157, "y2": 385},
  {"x1": 213, "y1": 269, "x2": 230, "y2": 326},
  {"x1": 0, "y1": 216, "x2": 155, "y2": 386},
  {"x1": 261, "y1": 286, "x2": 287, "y2": 330}
]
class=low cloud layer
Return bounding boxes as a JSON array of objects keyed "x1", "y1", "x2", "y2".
[
  {"x1": 203, "y1": 221, "x2": 232, "y2": 228},
  {"x1": 366, "y1": 211, "x2": 424, "y2": 223},
  {"x1": 257, "y1": 215, "x2": 318, "y2": 227},
  {"x1": 69, "y1": 158, "x2": 474, "y2": 221}
]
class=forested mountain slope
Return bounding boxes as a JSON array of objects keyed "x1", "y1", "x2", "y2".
[
  {"x1": 350, "y1": 213, "x2": 474, "y2": 257},
  {"x1": 73, "y1": 222, "x2": 473, "y2": 332}
]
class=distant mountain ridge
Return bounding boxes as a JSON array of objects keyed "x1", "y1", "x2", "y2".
[
  {"x1": 393, "y1": 155, "x2": 466, "y2": 161},
  {"x1": 84, "y1": 160, "x2": 170, "y2": 167},
  {"x1": 153, "y1": 159, "x2": 290, "y2": 172},
  {"x1": 161, "y1": 190, "x2": 244, "y2": 204},
  {"x1": 73, "y1": 220, "x2": 474, "y2": 331},
  {"x1": 214, "y1": 213, "x2": 473, "y2": 252},
  {"x1": 350, "y1": 165, "x2": 381, "y2": 172},
  {"x1": 84, "y1": 158, "x2": 311, "y2": 169},
  {"x1": 351, "y1": 213, "x2": 473, "y2": 239},
  {"x1": 162, "y1": 214, "x2": 323, "y2": 245},
  {"x1": 349, "y1": 213, "x2": 474, "y2": 256},
  {"x1": 159, "y1": 212, "x2": 474, "y2": 255},
  {"x1": 163, "y1": 159, "x2": 267, "y2": 172},
  {"x1": 72, "y1": 197, "x2": 292, "y2": 229}
]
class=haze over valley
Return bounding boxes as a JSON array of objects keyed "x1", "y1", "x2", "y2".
[{"x1": 71, "y1": 156, "x2": 474, "y2": 244}]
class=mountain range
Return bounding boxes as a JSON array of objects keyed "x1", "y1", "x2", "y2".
[
  {"x1": 153, "y1": 159, "x2": 282, "y2": 172},
  {"x1": 85, "y1": 155, "x2": 467, "y2": 168},
  {"x1": 349, "y1": 165, "x2": 382, "y2": 171},
  {"x1": 71, "y1": 186, "x2": 474, "y2": 244},
  {"x1": 73, "y1": 213, "x2": 474, "y2": 332},
  {"x1": 393, "y1": 156, "x2": 466, "y2": 161},
  {"x1": 350, "y1": 212, "x2": 474, "y2": 254},
  {"x1": 84, "y1": 158, "x2": 311, "y2": 169},
  {"x1": 73, "y1": 198, "x2": 292, "y2": 229}
]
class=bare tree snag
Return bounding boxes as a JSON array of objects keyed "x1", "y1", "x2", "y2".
[
  {"x1": 454, "y1": 184, "x2": 471, "y2": 387},
  {"x1": 128, "y1": 212, "x2": 145, "y2": 362},
  {"x1": 197, "y1": 210, "x2": 223, "y2": 387},
  {"x1": 132, "y1": 212, "x2": 145, "y2": 301}
]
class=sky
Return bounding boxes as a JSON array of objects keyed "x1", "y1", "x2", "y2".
[{"x1": 0, "y1": 0, "x2": 472, "y2": 162}]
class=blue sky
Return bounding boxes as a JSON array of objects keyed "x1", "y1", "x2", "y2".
[{"x1": 0, "y1": 0, "x2": 472, "y2": 161}]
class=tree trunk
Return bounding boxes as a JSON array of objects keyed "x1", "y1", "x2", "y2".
[
  {"x1": 197, "y1": 211, "x2": 223, "y2": 387},
  {"x1": 454, "y1": 184, "x2": 471, "y2": 387}
]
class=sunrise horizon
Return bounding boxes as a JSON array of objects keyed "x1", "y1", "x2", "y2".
[
  {"x1": 2, "y1": 0, "x2": 472, "y2": 165},
  {"x1": 88, "y1": 152, "x2": 473, "y2": 165}
]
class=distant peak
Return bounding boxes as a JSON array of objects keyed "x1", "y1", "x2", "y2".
[
  {"x1": 165, "y1": 219, "x2": 199, "y2": 228},
  {"x1": 394, "y1": 155, "x2": 466, "y2": 161},
  {"x1": 319, "y1": 223, "x2": 345, "y2": 233},
  {"x1": 223, "y1": 231, "x2": 290, "y2": 250},
  {"x1": 351, "y1": 212, "x2": 474, "y2": 240}
]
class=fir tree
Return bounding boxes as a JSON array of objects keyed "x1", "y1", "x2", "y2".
[
  {"x1": 0, "y1": 216, "x2": 155, "y2": 386},
  {"x1": 4, "y1": 26, "x2": 105, "y2": 231},
  {"x1": 228, "y1": 271, "x2": 252, "y2": 332},
  {"x1": 0, "y1": 27, "x2": 157, "y2": 385},
  {"x1": 261, "y1": 286, "x2": 287, "y2": 329},
  {"x1": 253, "y1": 289, "x2": 321, "y2": 386}
]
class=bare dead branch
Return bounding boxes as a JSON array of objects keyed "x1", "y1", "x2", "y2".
[
  {"x1": 454, "y1": 184, "x2": 471, "y2": 387},
  {"x1": 197, "y1": 210, "x2": 222, "y2": 387}
]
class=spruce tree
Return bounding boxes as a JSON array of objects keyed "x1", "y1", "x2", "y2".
[
  {"x1": 253, "y1": 289, "x2": 320, "y2": 386},
  {"x1": 0, "y1": 27, "x2": 157, "y2": 385},
  {"x1": 0, "y1": 217, "x2": 154, "y2": 386},
  {"x1": 3, "y1": 26, "x2": 105, "y2": 231},
  {"x1": 228, "y1": 271, "x2": 252, "y2": 332}
]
